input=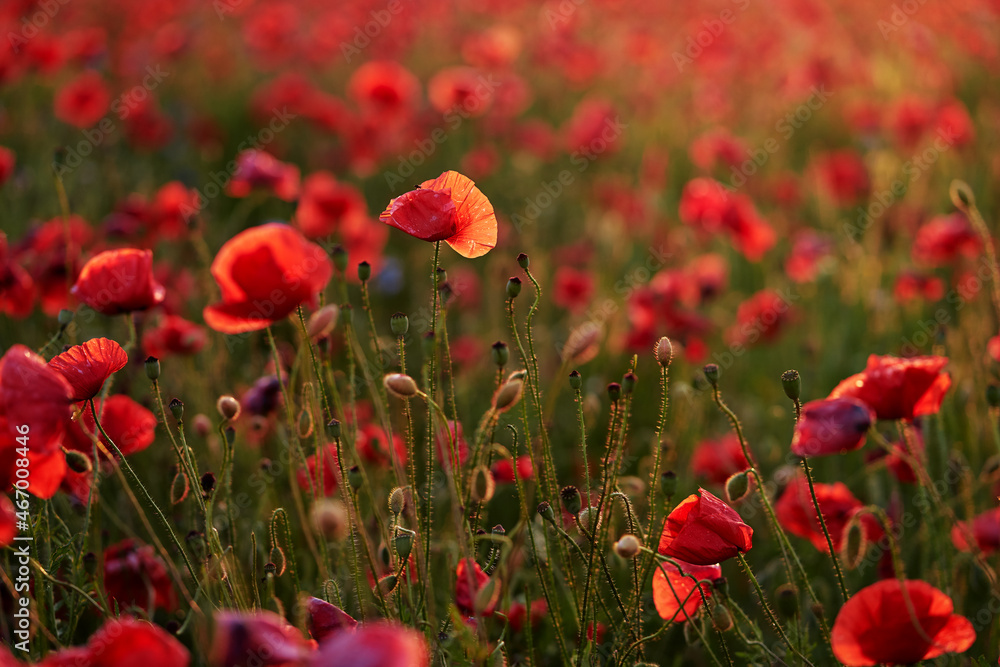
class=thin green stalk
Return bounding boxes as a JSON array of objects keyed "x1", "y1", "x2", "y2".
[
  {"x1": 737, "y1": 553, "x2": 814, "y2": 667},
  {"x1": 800, "y1": 457, "x2": 849, "y2": 602}
]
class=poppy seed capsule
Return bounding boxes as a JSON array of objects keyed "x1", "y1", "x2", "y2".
[
  {"x1": 388, "y1": 487, "x2": 405, "y2": 516},
  {"x1": 781, "y1": 369, "x2": 801, "y2": 401},
  {"x1": 217, "y1": 395, "x2": 241, "y2": 421},
  {"x1": 307, "y1": 304, "x2": 340, "y2": 339},
  {"x1": 358, "y1": 260, "x2": 371, "y2": 282},
  {"x1": 560, "y1": 486, "x2": 582, "y2": 516},
  {"x1": 725, "y1": 470, "x2": 750, "y2": 503},
  {"x1": 516, "y1": 252, "x2": 530, "y2": 269},
  {"x1": 169, "y1": 398, "x2": 184, "y2": 421},
  {"x1": 200, "y1": 472, "x2": 216, "y2": 496},
  {"x1": 613, "y1": 534, "x2": 641, "y2": 559},
  {"x1": 506, "y1": 276, "x2": 522, "y2": 299},
  {"x1": 568, "y1": 370, "x2": 582, "y2": 390},
  {"x1": 390, "y1": 312, "x2": 408, "y2": 336},
  {"x1": 347, "y1": 466, "x2": 363, "y2": 491},
  {"x1": 384, "y1": 373, "x2": 419, "y2": 398},
  {"x1": 326, "y1": 419, "x2": 341, "y2": 439},
  {"x1": 703, "y1": 364, "x2": 720, "y2": 387},
  {"x1": 145, "y1": 356, "x2": 160, "y2": 380},
  {"x1": 491, "y1": 341, "x2": 509, "y2": 367},
  {"x1": 654, "y1": 336, "x2": 673, "y2": 367},
  {"x1": 377, "y1": 574, "x2": 397, "y2": 596},
  {"x1": 64, "y1": 449, "x2": 92, "y2": 474},
  {"x1": 537, "y1": 501, "x2": 555, "y2": 523},
  {"x1": 607, "y1": 382, "x2": 621, "y2": 402},
  {"x1": 622, "y1": 372, "x2": 637, "y2": 395},
  {"x1": 492, "y1": 377, "x2": 524, "y2": 413}
]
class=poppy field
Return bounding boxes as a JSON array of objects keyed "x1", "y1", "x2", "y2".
[{"x1": 3, "y1": 0, "x2": 1000, "y2": 665}]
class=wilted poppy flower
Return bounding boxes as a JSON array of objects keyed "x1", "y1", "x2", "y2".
[
  {"x1": 652, "y1": 559, "x2": 721, "y2": 622},
  {"x1": 379, "y1": 171, "x2": 497, "y2": 259},
  {"x1": 72, "y1": 248, "x2": 166, "y2": 315},
  {"x1": 552, "y1": 267, "x2": 595, "y2": 314},
  {"x1": 54, "y1": 69, "x2": 110, "y2": 128},
  {"x1": 226, "y1": 150, "x2": 300, "y2": 201},
  {"x1": 775, "y1": 475, "x2": 881, "y2": 554},
  {"x1": 211, "y1": 610, "x2": 313, "y2": 667},
  {"x1": 294, "y1": 171, "x2": 368, "y2": 239},
  {"x1": 455, "y1": 558, "x2": 498, "y2": 617},
  {"x1": 142, "y1": 315, "x2": 208, "y2": 358},
  {"x1": 828, "y1": 355, "x2": 951, "y2": 421},
  {"x1": 48, "y1": 338, "x2": 128, "y2": 402},
  {"x1": 691, "y1": 433, "x2": 749, "y2": 485},
  {"x1": 658, "y1": 488, "x2": 753, "y2": 565},
  {"x1": 65, "y1": 394, "x2": 157, "y2": 459},
  {"x1": 309, "y1": 623, "x2": 428, "y2": 667},
  {"x1": 203, "y1": 223, "x2": 333, "y2": 334},
  {"x1": 103, "y1": 538, "x2": 177, "y2": 612},
  {"x1": 790, "y1": 397, "x2": 874, "y2": 457},
  {"x1": 831, "y1": 579, "x2": 975, "y2": 665},
  {"x1": 306, "y1": 597, "x2": 357, "y2": 642},
  {"x1": 0, "y1": 345, "x2": 73, "y2": 454},
  {"x1": 951, "y1": 507, "x2": 1000, "y2": 555}
]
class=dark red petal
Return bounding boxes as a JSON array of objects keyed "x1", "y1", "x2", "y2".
[
  {"x1": 379, "y1": 188, "x2": 458, "y2": 242},
  {"x1": 48, "y1": 338, "x2": 128, "y2": 402}
]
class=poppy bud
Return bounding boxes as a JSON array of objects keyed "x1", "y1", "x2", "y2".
[
  {"x1": 388, "y1": 487, "x2": 405, "y2": 516},
  {"x1": 949, "y1": 179, "x2": 975, "y2": 210},
  {"x1": 988, "y1": 384, "x2": 1000, "y2": 409},
  {"x1": 607, "y1": 382, "x2": 621, "y2": 403},
  {"x1": 422, "y1": 332, "x2": 435, "y2": 356},
  {"x1": 471, "y1": 465, "x2": 496, "y2": 503},
  {"x1": 712, "y1": 603, "x2": 734, "y2": 631},
  {"x1": 654, "y1": 337, "x2": 673, "y2": 367},
  {"x1": 169, "y1": 398, "x2": 184, "y2": 421},
  {"x1": 217, "y1": 395, "x2": 241, "y2": 421},
  {"x1": 376, "y1": 574, "x2": 398, "y2": 596},
  {"x1": 560, "y1": 486, "x2": 582, "y2": 516},
  {"x1": 394, "y1": 533, "x2": 413, "y2": 560},
  {"x1": 307, "y1": 305, "x2": 340, "y2": 339},
  {"x1": 331, "y1": 245, "x2": 348, "y2": 272},
  {"x1": 492, "y1": 377, "x2": 524, "y2": 413},
  {"x1": 775, "y1": 583, "x2": 798, "y2": 618},
  {"x1": 358, "y1": 261, "x2": 371, "y2": 282},
  {"x1": 568, "y1": 370, "x2": 582, "y2": 390},
  {"x1": 348, "y1": 466, "x2": 363, "y2": 491},
  {"x1": 326, "y1": 419, "x2": 341, "y2": 439},
  {"x1": 384, "y1": 373, "x2": 419, "y2": 398},
  {"x1": 516, "y1": 253, "x2": 530, "y2": 269},
  {"x1": 622, "y1": 372, "x2": 637, "y2": 395},
  {"x1": 506, "y1": 276, "x2": 522, "y2": 299},
  {"x1": 263, "y1": 562, "x2": 277, "y2": 576},
  {"x1": 201, "y1": 472, "x2": 216, "y2": 497},
  {"x1": 488, "y1": 341, "x2": 509, "y2": 368},
  {"x1": 311, "y1": 499, "x2": 348, "y2": 541},
  {"x1": 841, "y1": 516, "x2": 867, "y2": 569},
  {"x1": 537, "y1": 501, "x2": 555, "y2": 524},
  {"x1": 390, "y1": 312, "x2": 408, "y2": 336},
  {"x1": 58, "y1": 309, "x2": 74, "y2": 327},
  {"x1": 145, "y1": 356, "x2": 160, "y2": 380},
  {"x1": 781, "y1": 369, "x2": 801, "y2": 401},
  {"x1": 661, "y1": 471, "x2": 677, "y2": 499},
  {"x1": 703, "y1": 364, "x2": 720, "y2": 387},
  {"x1": 64, "y1": 449, "x2": 92, "y2": 474},
  {"x1": 725, "y1": 471, "x2": 750, "y2": 503},
  {"x1": 613, "y1": 534, "x2": 641, "y2": 559}
]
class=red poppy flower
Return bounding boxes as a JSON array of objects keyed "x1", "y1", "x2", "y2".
[
  {"x1": 428, "y1": 66, "x2": 493, "y2": 116},
  {"x1": 435, "y1": 420, "x2": 470, "y2": 469},
  {"x1": 893, "y1": 272, "x2": 945, "y2": 304},
  {"x1": 552, "y1": 267, "x2": 595, "y2": 314},
  {"x1": 691, "y1": 433, "x2": 749, "y2": 485},
  {"x1": 882, "y1": 430, "x2": 924, "y2": 484},
  {"x1": 347, "y1": 60, "x2": 420, "y2": 122},
  {"x1": 912, "y1": 213, "x2": 980, "y2": 267},
  {"x1": 295, "y1": 171, "x2": 368, "y2": 239},
  {"x1": 652, "y1": 559, "x2": 721, "y2": 622},
  {"x1": 0, "y1": 494, "x2": 15, "y2": 547},
  {"x1": 507, "y1": 599, "x2": 547, "y2": 633},
  {"x1": 658, "y1": 488, "x2": 753, "y2": 565},
  {"x1": 0, "y1": 345, "x2": 73, "y2": 455},
  {"x1": 790, "y1": 397, "x2": 874, "y2": 458},
  {"x1": 23, "y1": 215, "x2": 91, "y2": 316},
  {"x1": 0, "y1": 146, "x2": 14, "y2": 187},
  {"x1": 65, "y1": 394, "x2": 157, "y2": 459},
  {"x1": 455, "y1": 558, "x2": 498, "y2": 617},
  {"x1": 309, "y1": 623, "x2": 428, "y2": 667},
  {"x1": 72, "y1": 248, "x2": 166, "y2": 315},
  {"x1": 297, "y1": 445, "x2": 339, "y2": 497},
  {"x1": 563, "y1": 97, "x2": 621, "y2": 156},
  {"x1": 306, "y1": 597, "x2": 357, "y2": 642},
  {"x1": 490, "y1": 455, "x2": 534, "y2": 484},
  {"x1": 0, "y1": 232, "x2": 35, "y2": 318},
  {"x1": 48, "y1": 338, "x2": 128, "y2": 402},
  {"x1": 150, "y1": 181, "x2": 199, "y2": 239},
  {"x1": 689, "y1": 128, "x2": 747, "y2": 171},
  {"x1": 380, "y1": 171, "x2": 497, "y2": 259},
  {"x1": 226, "y1": 150, "x2": 300, "y2": 201},
  {"x1": 951, "y1": 507, "x2": 1000, "y2": 555},
  {"x1": 54, "y1": 70, "x2": 110, "y2": 128},
  {"x1": 775, "y1": 475, "x2": 881, "y2": 554},
  {"x1": 725, "y1": 289, "x2": 794, "y2": 346},
  {"x1": 103, "y1": 538, "x2": 177, "y2": 613},
  {"x1": 142, "y1": 315, "x2": 208, "y2": 358},
  {"x1": 679, "y1": 178, "x2": 775, "y2": 261},
  {"x1": 86, "y1": 616, "x2": 190, "y2": 667},
  {"x1": 785, "y1": 230, "x2": 832, "y2": 283},
  {"x1": 813, "y1": 150, "x2": 869, "y2": 206},
  {"x1": 203, "y1": 223, "x2": 333, "y2": 334},
  {"x1": 356, "y1": 424, "x2": 407, "y2": 468},
  {"x1": 831, "y1": 579, "x2": 975, "y2": 665},
  {"x1": 210, "y1": 610, "x2": 313, "y2": 667},
  {"x1": 828, "y1": 355, "x2": 951, "y2": 421}
]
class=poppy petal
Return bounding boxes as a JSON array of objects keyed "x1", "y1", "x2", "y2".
[
  {"x1": 48, "y1": 338, "x2": 128, "y2": 402},
  {"x1": 421, "y1": 170, "x2": 497, "y2": 258}
]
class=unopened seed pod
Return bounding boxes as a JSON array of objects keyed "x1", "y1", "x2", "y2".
[
  {"x1": 506, "y1": 276, "x2": 522, "y2": 299},
  {"x1": 537, "y1": 501, "x2": 555, "y2": 524},
  {"x1": 145, "y1": 356, "x2": 160, "y2": 380},
  {"x1": 703, "y1": 364, "x2": 720, "y2": 387},
  {"x1": 492, "y1": 377, "x2": 524, "y2": 413},
  {"x1": 491, "y1": 341, "x2": 508, "y2": 367},
  {"x1": 654, "y1": 337, "x2": 673, "y2": 367},
  {"x1": 607, "y1": 382, "x2": 621, "y2": 403},
  {"x1": 725, "y1": 470, "x2": 750, "y2": 503},
  {"x1": 169, "y1": 398, "x2": 184, "y2": 421},
  {"x1": 516, "y1": 253, "x2": 530, "y2": 269},
  {"x1": 568, "y1": 370, "x2": 582, "y2": 391},
  {"x1": 377, "y1": 574, "x2": 397, "y2": 596},
  {"x1": 358, "y1": 261, "x2": 371, "y2": 282},
  {"x1": 384, "y1": 373, "x2": 419, "y2": 398},
  {"x1": 390, "y1": 312, "x2": 409, "y2": 336},
  {"x1": 64, "y1": 449, "x2": 92, "y2": 474},
  {"x1": 622, "y1": 372, "x2": 637, "y2": 395},
  {"x1": 388, "y1": 487, "x2": 405, "y2": 516},
  {"x1": 613, "y1": 534, "x2": 641, "y2": 559},
  {"x1": 394, "y1": 533, "x2": 413, "y2": 560},
  {"x1": 781, "y1": 369, "x2": 801, "y2": 401}
]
